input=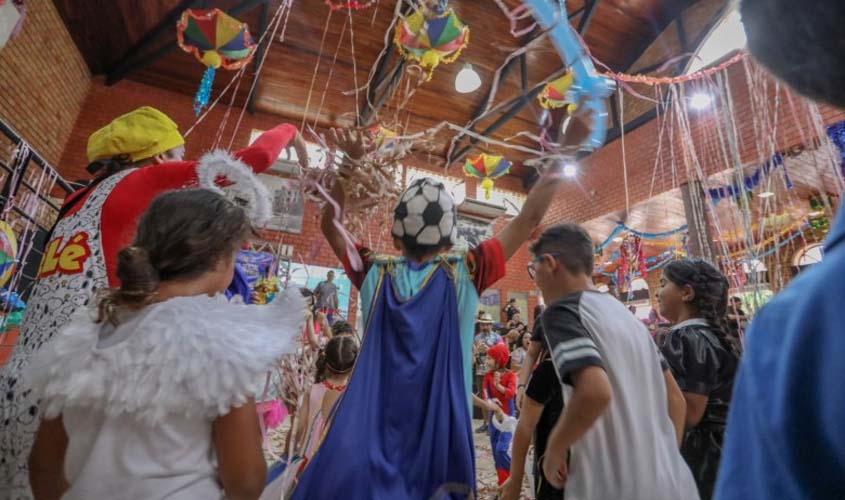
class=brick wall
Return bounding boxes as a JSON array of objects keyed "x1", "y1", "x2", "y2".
[
  {"x1": 57, "y1": 78, "x2": 541, "y2": 327},
  {"x1": 0, "y1": 0, "x2": 89, "y2": 165},
  {"x1": 543, "y1": 60, "x2": 845, "y2": 227}
]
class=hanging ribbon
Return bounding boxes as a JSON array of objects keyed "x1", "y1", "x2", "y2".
[{"x1": 708, "y1": 153, "x2": 790, "y2": 204}]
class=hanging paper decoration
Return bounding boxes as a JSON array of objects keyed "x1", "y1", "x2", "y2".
[
  {"x1": 324, "y1": 0, "x2": 376, "y2": 10},
  {"x1": 368, "y1": 124, "x2": 398, "y2": 151},
  {"x1": 394, "y1": 7, "x2": 470, "y2": 81},
  {"x1": 177, "y1": 9, "x2": 257, "y2": 115},
  {"x1": 708, "y1": 153, "x2": 788, "y2": 204},
  {"x1": 826, "y1": 121, "x2": 845, "y2": 179},
  {"x1": 463, "y1": 153, "x2": 511, "y2": 200},
  {"x1": 0, "y1": 221, "x2": 17, "y2": 289},
  {"x1": 538, "y1": 73, "x2": 577, "y2": 112},
  {"x1": 617, "y1": 235, "x2": 646, "y2": 289},
  {"x1": 808, "y1": 196, "x2": 830, "y2": 232}
]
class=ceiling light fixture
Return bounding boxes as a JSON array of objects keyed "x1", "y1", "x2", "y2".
[
  {"x1": 613, "y1": 236, "x2": 624, "y2": 243},
  {"x1": 455, "y1": 64, "x2": 481, "y2": 94},
  {"x1": 563, "y1": 163, "x2": 577, "y2": 178},
  {"x1": 758, "y1": 191, "x2": 775, "y2": 198},
  {"x1": 808, "y1": 210, "x2": 824, "y2": 217},
  {"x1": 689, "y1": 92, "x2": 713, "y2": 111}
]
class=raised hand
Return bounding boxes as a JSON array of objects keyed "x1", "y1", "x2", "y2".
[{"x1": 328, "y1": 128, "x2": 374, "y2": 162}]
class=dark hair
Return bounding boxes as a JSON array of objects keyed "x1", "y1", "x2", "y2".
[
  {"x1": 97, "y1": 189, "x2": 252, "y2": 324},
  {"x1": 741, "y1": 0, "x2": 845, "y2": 107},
  {"x1": 315, "y1": 335, "x2": 358, "y2": 383},
  {"x1": 330, "y1": 320, "x2": 355, "y2": 337},
  {"x1": 663, "y1": 259, "x2": 736, "y2": 353},
  {"x1": 529, "y1": 223, "x2": 594, "y2": 275}
]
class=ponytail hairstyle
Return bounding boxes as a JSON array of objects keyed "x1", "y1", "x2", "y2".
[
  {"x1": 663, "y1": 259, "x2": 738, "y2": 355},
  {"x1": 315, "y1": 335, "x2": 358, "y2": 383},
  {"x1": 97, "y1": 189, "x2": 252, "y2": 325}
]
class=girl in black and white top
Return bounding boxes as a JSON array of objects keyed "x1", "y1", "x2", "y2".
[{"x1": 658, "y1": 259, "x2": 740, "y2": 500}]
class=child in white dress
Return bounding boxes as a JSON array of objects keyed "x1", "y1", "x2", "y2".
[{"x1": 25, "y1": 189, "x2": 304, "y2": 500}]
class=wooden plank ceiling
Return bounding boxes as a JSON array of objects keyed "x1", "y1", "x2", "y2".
[{"x1": 55, "y1": 0, "x2": 704, "y2": 179}]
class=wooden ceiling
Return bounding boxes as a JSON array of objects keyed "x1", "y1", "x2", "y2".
[{"x1": 55, "y1": 0, "x2": 706, "y2": 178}]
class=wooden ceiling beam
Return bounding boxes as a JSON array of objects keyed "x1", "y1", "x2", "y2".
[
  {"x1": 106, "y1": 0, "x2": 269, "y2": 86},
  {"x1": 104, "y1": 0, "x2": 200, "y2": 83}
]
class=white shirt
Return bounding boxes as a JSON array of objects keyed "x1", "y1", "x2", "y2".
[
  {"x1": 541, "y1": 291, "x2": 699, "y2": 500},
  {"x1": 26, "y1": 292, "x2": 304, "y2": 500}
]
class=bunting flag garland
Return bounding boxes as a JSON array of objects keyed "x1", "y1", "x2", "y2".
[
  {"x1": 177, "y1": 9, "x2": 257, "y2": 115},
  {"x1": 708, "y1": 154, "x2": 791, "y2": 204}
]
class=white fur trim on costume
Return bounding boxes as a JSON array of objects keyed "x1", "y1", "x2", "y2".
[
  {"x1": 197, "y1": 149, "x2": 272, "y2": 224},
  {"x1": 24, "y1": 290, "x2": 306, "y2": 425}
]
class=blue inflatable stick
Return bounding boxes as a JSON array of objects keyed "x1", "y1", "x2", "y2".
[{"x1": 525, "y1": 0, "x2": 615, "y2": 151}]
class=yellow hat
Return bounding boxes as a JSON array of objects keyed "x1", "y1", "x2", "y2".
[{"x1": 86, "y1": 106, "x2": 185, "y2": 163}]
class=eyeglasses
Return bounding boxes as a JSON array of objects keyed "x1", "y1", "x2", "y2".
[{"x1": 527, "y1": 252, "x2": 561, "y2": 280}]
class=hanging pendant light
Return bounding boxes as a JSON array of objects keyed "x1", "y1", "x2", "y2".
[{"x1": 455, "y1": 64, "x2": 481, "y2": 93}]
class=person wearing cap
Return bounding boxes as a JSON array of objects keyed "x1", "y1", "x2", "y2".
[
  {"x1": 289, "y1": 125, "x2": 574, "y2": 499},
  {"x1": 474, "y1": 311, "x2": 503, "y2": 433},
  {"x1": 0, "y1": 106, "x2": 304, "y2": 496}
]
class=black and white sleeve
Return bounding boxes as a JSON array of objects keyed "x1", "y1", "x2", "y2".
[{"x1": 541, "y1": 295, "x2": 604, "y2": 384}]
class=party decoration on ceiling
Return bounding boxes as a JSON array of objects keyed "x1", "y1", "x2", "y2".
[
  {"x1": 324, "y1": 0, "x2": 376, "y2": 9},
  {"x1": 0, "y1": 221, "x2": 17, "y2": 288},
  {"x1": 707, "y1": 153, "x2": 789, "y2": 204},
  {"x1": 826, "y1": 120, "x2": 845, "y2": 179},
  {"x1": 394, "y1": 6, "x2": 470, "y2": 81},
  {"x1": 538, "y1": 73, "x2": 577, "y2": 112},
  {"x1": 463, "y1": 153, "x2": 511, "y2": 200},
  {"x1": 369, "y1": 124, "x2": 398, "y2": 152},
  {"x1": 525, "y1": 0, "x2": 615, "y2": 151},
  {"x1": 177, "y1": 8, "x2": 257, "y2": 115}
]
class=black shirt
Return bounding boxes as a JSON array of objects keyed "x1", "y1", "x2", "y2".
[
  {"x1": 525, "y1": 359, "x2": 564, "y2": 462},
  {"x1": 660, "y1": 319, "x2": 739, "y2": 426}
]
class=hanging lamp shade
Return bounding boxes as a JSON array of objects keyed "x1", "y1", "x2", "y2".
[
  {"x1": 394, "y1": 7, "x2": 470, "y2": 81},
  {"x1": 463, "y1": 153, "x2": 511, "y2": 200},
  {"x1": 177, "y1": 8, "x2": 257, "y2": 115},
  {"x1": 538, "y1": 73, "x2": 577, "y2": 112}
]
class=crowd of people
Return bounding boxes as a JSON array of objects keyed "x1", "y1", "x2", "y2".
[{"x1": 1, "y1": 0, "x2": 844, "y2": 498}]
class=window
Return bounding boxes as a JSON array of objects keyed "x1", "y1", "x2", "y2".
[
  {"x1": 794, "y1": 243, "x2": 823, "y2": 267},
  {"x1": 487, "y1": 187, "x2": 526, "y2": 217},
  {"x1": 405, "y1": 167, "x2": 466, "y2": 205},
  {"x1": 249, "y1": 129, "x2": 343, "y2": 171},
  {"x1": 685, "y1": 9, "x2": 746, "y2": 74}
]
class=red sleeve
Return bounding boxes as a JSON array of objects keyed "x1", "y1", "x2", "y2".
[
  {"x1": 234, "y1": 123, "x2": 298, "y2": 174},
  {"x1": 482, "y1": 372, "x2": 493, "y2": 399},
  {"x1": 466, "y1": 238, "x2": 506, "y2": 294},
  {"x1": 502, "y1": 371, "x2": 517, "y2": 399},
  {"x1": 341, "y1": 243, "x2": 374, "y2": 290}
]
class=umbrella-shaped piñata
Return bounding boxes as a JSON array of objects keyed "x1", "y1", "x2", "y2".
[
  {"x1": 177, "y1": 8, "x2": 257, "y2": 115},
  {"x1": 0, "y1": 222, "x2": 17, "y2": 288},
  {"x1": 394, "y1": 7, "x2": 469, "y2": 81},
  {"x1": 538, "y1": 73, "x2": 577, "y2": 112},
  {"x1": 464, "y1": 153, "x2": 511, "y2": 200}
]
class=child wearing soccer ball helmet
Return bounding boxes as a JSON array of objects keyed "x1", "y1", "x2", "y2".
[{"x1": 291, "y1": 126, "x2": 580, "y2": 499}]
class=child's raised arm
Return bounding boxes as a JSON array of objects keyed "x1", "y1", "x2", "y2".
[
  {"x1": 28, "y1": 416, "x2": 69, "y2": 500},
  {"x1": 213, "y1": 399, "x2": 267, "y2": 500}
]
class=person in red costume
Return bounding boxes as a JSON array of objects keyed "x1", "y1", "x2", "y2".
[
  {"x1": 0, "y1": 106, "x2": 304, "y2": 498},
  {"x1": 483, "y1": 343, "x2": 518, "y2": 486}
]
